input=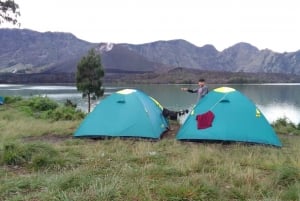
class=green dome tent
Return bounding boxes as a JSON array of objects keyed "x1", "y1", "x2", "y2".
[
  {"x1": 176, "y1": 87, "x2": 282, "y2": 147},
  {"x1": 74, "y1": 89, "x2": 169, "y2": 139}
]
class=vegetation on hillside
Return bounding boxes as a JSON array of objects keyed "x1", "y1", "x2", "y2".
[
  {"x1": 0, "y1": 97, "x2": 299, "y2": 201},
  {"x1": 104, "y1": 68, "x2": 300, "y2": 85}
]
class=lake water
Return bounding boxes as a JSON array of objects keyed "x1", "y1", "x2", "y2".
[{"x1": 0, "y1": 84, "x2": 299, "y2": 124}]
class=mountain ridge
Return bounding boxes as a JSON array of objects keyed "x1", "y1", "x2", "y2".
[{"x1": 0, "y1": 28, "x2": 300, "y2": 77}]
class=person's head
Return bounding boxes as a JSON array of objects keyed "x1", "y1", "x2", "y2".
[{"x1": 198, "y1": 79, "x2": 205, "y2": 87}]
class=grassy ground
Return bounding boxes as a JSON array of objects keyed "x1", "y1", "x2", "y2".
[{"x1": 0, "y1": 97, "x2": 300, "y2": 201}]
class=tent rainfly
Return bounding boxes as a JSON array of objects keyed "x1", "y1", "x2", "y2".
[
  {"x1": 0, "y1": 96, "x2": 4, "y2": 105},
  {"x1": 74, "y1": 89, "x2": 169, "y2": 139},
  {"x1": 176, "y1": 87, "x2": 282, "y2": 147}
]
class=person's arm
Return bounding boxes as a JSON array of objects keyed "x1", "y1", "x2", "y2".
[
  {"x1": 181, "y1": 88, "x2": 198, "y2": 93},
  {"x1": 187, "y1": 89, "x2": 198, "y2": 93}
]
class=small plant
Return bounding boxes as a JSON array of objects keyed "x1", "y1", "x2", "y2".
[
  {"x1": 275, "y1": 165, "x2": 300, "y2": 187},
  {"x1": 281, "y1": 184, "x2": 300, "y2": 201},
  {"x1": 2, "y1": 143, "x2": 27, "y2": 165},
  {"x1": 1, "y1": 142, "x2": 65, "y2": 171}
]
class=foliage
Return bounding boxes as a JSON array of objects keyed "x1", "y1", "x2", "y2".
[
  {"x1": 272, "y1": 117, "x2": 300, "y2": 135},
  {"x1": 0, "y1": 0, "x2": 20, "y2": 25},
  {"x1": 76, "y1": 48, "x2": 105, "y2": 112},
  {"x1": 44, "y1": 106, "x2": 85, "y2": 121},
  {"x1": 4, "y1": 96, "x2": 85, "y2": 121},
  {"x1": 4, "y1": 95, "x2": 22, "y2": 104},
  {"x1": 227, "y1": 77, "x2": 260, "y2": 84},
  {"x1": 22, "y1": 96, "x2": 59, "y2": 112}
]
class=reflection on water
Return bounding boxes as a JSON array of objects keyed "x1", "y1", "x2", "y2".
[
  {"x1": 0, "y1": 84, "x2": 299, "y2": 124},
  {"x1": 258, "y1": 103, "x2": 300, "y2": 124}
]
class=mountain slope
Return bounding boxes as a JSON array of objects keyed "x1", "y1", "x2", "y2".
[
  {"x1": 0, "y1": 29, "x2": 300, "y2": 75},
  {"x1": 99, "y1": 43, "x2": 164, "y2": 72},
  {"x1": 123, "y1": 40, "x2": 300, "y2": 74},
  {"x1": 0, "y1": 29, "x2": 96, "y2": 73},
  {"x1": 0, "y1": 29, "x2": 164, "y2": 74}
]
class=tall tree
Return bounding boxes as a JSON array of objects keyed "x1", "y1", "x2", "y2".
[
  {"x1": 76, "y1": 49, "x2": 105, "y2": 112},
  {"x1": 0, "y1": 0, "x2": 20, "y2": 25}
]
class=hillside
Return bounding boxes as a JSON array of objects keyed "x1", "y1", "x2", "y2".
[
  {"x1": 0, "y1": 29, "x2": 96, "y2": 74},
  {"x1": 0, "y1": 28, "x2": 300, "y2": 83},
  {"x1": 0, "y1": 29, "x2": 164, "y2": 74},
  {"x1": 123, "y1": 41, "x2": 300, "y2": 74}
]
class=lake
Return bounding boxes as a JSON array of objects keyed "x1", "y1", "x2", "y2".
[{"x1": 0, "y1": 84, "x2": 299, "y2": 124}]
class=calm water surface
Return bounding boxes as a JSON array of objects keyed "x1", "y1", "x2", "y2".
[{"x1": 0, "y1": 84, "x2": 299, "y2": 124}]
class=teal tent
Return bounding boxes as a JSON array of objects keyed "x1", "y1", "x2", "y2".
[
  {"x1": 176, "y1": 87, "x2": 282, "y2": 147},
  {"x1": 74, "y1": 89, "x2": 169, "y2": 139},
  {"x1": 0, "y1": 96, "x2": 3, "y2": 105}
]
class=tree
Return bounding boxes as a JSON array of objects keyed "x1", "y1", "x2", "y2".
[
  {"x1": 76, "y1": 49, "x2": 105, "y2": 112},
  {"x1": 0, "y1": 0, "x2": 20, "y2": 25}
]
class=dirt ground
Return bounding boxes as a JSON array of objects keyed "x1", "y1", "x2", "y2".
[
  {"x1": 161, "y1": 121, "x2": 180, "y2": 139},
  {"x1": 22, "y1": 121, "x2": 181, "y2": 143}
]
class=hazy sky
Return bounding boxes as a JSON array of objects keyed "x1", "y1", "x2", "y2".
[{"x1": 10, "y1": 0, "x2": 300, "y2": 52}]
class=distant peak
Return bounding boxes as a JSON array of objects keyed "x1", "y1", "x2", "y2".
[
  {"x1": 201, "y1": 44, "x2": 218, "y2": 51},
  {"x1": 231, "y1": 42, "x2": 259, "y2": 50}
]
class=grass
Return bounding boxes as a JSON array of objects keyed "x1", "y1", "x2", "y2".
[{"x1": 0, "y1": 97, "x2": 300, "y2": 200}]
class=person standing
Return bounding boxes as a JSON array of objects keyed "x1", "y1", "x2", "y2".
[{"x1": 181, "y1": 79, "x2": 208, "y2": 102}]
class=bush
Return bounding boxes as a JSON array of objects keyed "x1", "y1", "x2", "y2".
[
  {"x1": 24, "y1": 96, "x2": 59, "y2": 112},
  {"x1": 272, "y1": 117, "x2": 300, "y2": 135},
  {"x1": 4, "y1": 96, "x2": 23, "y2": 104},
  {"x1": 12, "y1": 96, "x2": 85, "y2": 121},
  {"x1": 44, "y1": 106, "x2": 85, "y2": 121}
]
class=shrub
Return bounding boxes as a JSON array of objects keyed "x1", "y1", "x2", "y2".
[
  {"x1": 44, "y1": 106, "x2": 85, "y2": 121},
  {"x1": 25, "y1": 96, "x2": 59, "y2": 112},
  {"x1": 4, "y1": 96, "x2": 23, "y2": 104},
  {"x1": 12, "y1": 96, "x2": 85, "y2": 121},
  {"x1": 272, "y1": 118, "x2": 300, "y2": 135}
]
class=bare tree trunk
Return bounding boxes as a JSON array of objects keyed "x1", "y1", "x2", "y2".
[{"x1": 88, "y1": 93, "x2": 91, "y2": 113}]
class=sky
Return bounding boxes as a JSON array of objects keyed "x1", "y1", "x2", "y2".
[{"x1": 5, "y1": 0, "x2": 300, "y2": 52}]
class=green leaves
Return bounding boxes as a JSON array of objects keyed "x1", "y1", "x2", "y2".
[
  {"x1": 0, "y1": 0, "x2": 20, "y2": 25},
  {"x1": 76, "y1": 48, "x2": 105, "y2": 112}
]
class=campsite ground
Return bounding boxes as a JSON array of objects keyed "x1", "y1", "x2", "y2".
[{"x1": 0, "y1": 97, "x2": 300, "y2": 201}]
